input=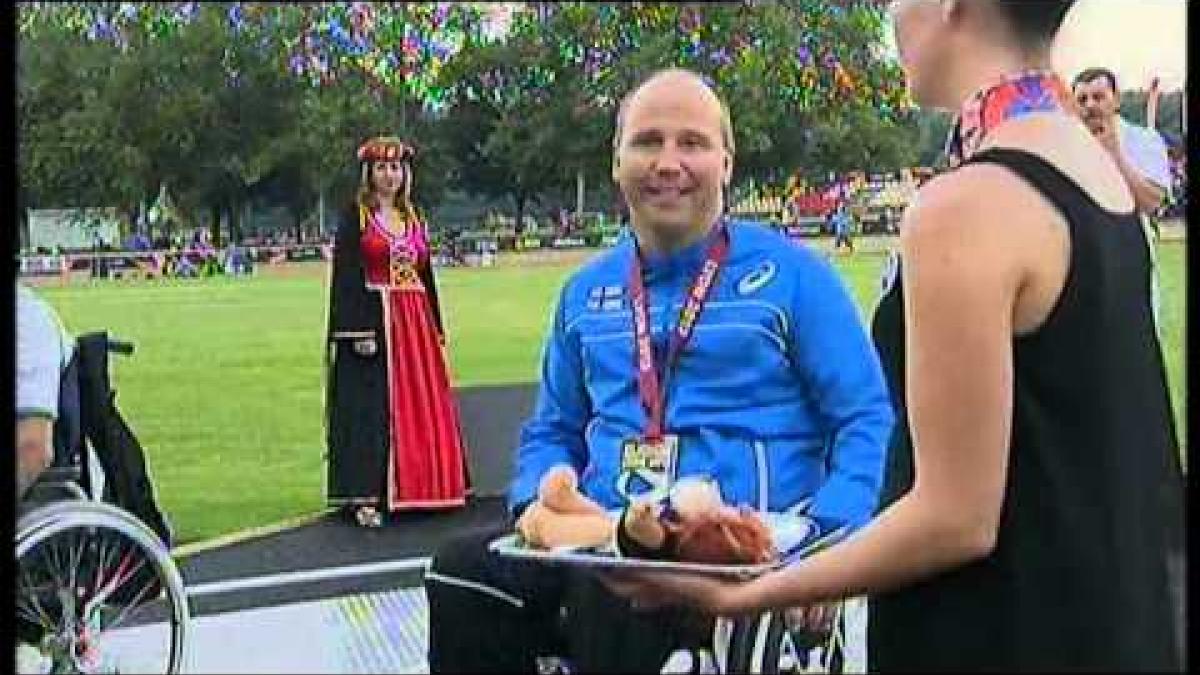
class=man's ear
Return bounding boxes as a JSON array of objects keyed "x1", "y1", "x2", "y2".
[{"x1": 611, "y1": 153, "x2": 621, "y2": 182}]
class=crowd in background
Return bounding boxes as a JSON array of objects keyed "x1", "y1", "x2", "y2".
[
  {"x1": 18, "y1": 227, "x2": 336, "y2": 281},
  {"x1": 730, "y1": 167, "x2": 936, "y2": 236},
  {"x1": 18, "y1": 155, "x2": 1188, "y2": 282}
]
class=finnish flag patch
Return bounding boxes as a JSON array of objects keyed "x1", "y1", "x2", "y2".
[{"x1": 587, "y1": 285, "x2": 625, "y2": 311}]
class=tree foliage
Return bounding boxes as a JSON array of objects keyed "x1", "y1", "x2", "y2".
[
  {"x1": 1121, "y1": 88, "x2": 1186, "y2": 144},
  {"x1": 19, "y1": 1, "x2": 931, "y2": 238}
]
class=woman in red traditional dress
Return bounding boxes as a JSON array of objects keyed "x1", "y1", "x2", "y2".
[{"x1": 325, "y1": 136, "x2": 469, "y2": 527}]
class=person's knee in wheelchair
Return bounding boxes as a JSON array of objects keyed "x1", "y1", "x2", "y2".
[{"x1": 425, "y1": 529, "x2": 713, "y2": 673}]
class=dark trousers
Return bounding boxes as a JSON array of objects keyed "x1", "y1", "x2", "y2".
[{"x1": 425, "y1": 526, "x2": 710, "y2": 673}]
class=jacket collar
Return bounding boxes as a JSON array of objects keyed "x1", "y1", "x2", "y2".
[{"x1": 628, "y1": 220, "x2": 725, "y2": 280}]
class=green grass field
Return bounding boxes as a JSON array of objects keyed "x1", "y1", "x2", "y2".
[{"x1": 36, "y1": 240, "x2": 1187, "y2": 545}]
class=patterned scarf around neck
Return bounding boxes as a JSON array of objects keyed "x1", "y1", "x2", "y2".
[{"x1": 944, "y1": 70, "x2": 1072, "y2": 168}]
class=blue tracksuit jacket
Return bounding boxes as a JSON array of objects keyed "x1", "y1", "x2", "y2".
[{"x1": 508, "y1": 220, "x2": 894, "y2": 532}]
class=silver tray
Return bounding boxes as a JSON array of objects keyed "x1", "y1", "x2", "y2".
[{"x1": 488, "y1": 512, "x2": 846, "y2": 580}]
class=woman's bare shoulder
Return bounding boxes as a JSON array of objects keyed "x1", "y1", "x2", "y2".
[
  {"x1": 900, "y1": 166, "x2": 1030, "y2": 240},
  {"x1": 897, "y1": 160, "x2": 1055, "y2": 295},
  {"x1": 985, "y1": 116, "x2": 1135, "y2": 213}
]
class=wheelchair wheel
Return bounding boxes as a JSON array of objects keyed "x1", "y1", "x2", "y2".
[
  {"x1": 15, "y1": 500, "x2": 190, "y2": 674},
  {"x1": 724, "y1": 612, "x2": 788, "y2": 674},
  {"x1": 723, "y1": 610, "x2": 846, "y2": 674}
]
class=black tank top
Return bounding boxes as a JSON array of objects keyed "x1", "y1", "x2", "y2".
[{"x1": 868, "y1": 148, "x2": 1184, "y2": 671}]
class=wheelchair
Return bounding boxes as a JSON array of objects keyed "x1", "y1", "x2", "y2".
[
  {"x1": 15, "y1": 333, "x2": 191, "y2": 674},
  {"x1": 534, "y1": 585, "x2": 860, "y2": 674},
  {"x1": 626, "y1": 601, "x2": 858, "y2": 674},
  {"x1": 708, "y1": 601, "x2": 860, "y2": 674}
]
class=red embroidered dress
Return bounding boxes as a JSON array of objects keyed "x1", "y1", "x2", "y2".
[{"x1": 360, "y1": 208, "x2": 467, "y2": 509}]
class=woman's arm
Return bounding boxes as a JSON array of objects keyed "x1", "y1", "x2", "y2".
[
  {"x1": 327, "y1": 207, "x2": 378, "y2": 340},
  {"x1": 614, "y1": 169, "x2": 1030, "y2": 614},
  {"x1": 418, "y1": 257, "x2": 446, "y2": 337},
  {"x1": 414, "y1": 217, "x2": 446, "y2": 337}
]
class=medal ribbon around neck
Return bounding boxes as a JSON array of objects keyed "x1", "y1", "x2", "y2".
[
  {"x1": 945, "y1": 70, "x2": 1072, "y2": 167},
  {"x1": 628, "y1": 221, "x2": 729, "y2": 441}
]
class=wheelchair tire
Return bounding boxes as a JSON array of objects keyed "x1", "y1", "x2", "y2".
[
  {"x1": 16, "y1": 500, "x2": 190, "y2": 674},
  {"x1": 725, "y1": 611, "x2": 788, "y2": 674},
  {"x1": 723, "y1": 610, "x2": 848, "y2": 674}
]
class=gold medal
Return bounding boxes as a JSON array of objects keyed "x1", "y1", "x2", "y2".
[{"x1": 616, "y1": 434, "x2": 679, "y2": 503}]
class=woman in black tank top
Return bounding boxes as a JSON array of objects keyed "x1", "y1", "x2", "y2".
[{"x1": 607, "y1": 1, "x2": 1183, "y2": 670}]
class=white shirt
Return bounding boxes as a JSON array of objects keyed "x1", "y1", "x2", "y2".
[
  {"x1": 16, "y1": 285, "x2": 73, "y2": 419},
  {"x1": 1116, "y1": 119, "x2": 1168, "y2": 335},
  {"x1": 1118, "y1": 117, "x2": 1172, "y2": 197}
]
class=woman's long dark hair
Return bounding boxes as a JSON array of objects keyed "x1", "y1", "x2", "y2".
[{"x1": 356, "y1": 161, "x2": 420, "y2": 225}]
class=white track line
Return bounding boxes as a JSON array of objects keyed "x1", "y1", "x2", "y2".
[{"x1": 186, "y1": 556, "x2": 432, "y2": 597}]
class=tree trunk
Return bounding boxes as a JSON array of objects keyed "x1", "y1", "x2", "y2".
[
  {"x1": 319, "y1": 188, "x2": 326, "y2": 235},
  {"x1": 576, "y1": 169, "x2": 585, "y2": 218},
  {"x1": 210, "y1": 203, "x2": 222, "y2": 247},
  {"x1": 18, "y1": 210, "x2": 29, "y2": 251},
  {"x1": 229, "y1": 202, "x2": 239, "y2": 243},
  {"x1": 122, "y1": 204, "x2": 138, "y2": 240},
  {"x1": 230, "y1": 203, "x2": 242, "y2": 243},
  {"x1": 514, "y1": 192, "x2": 527, "y2": 235},
  {"x1": 240, "y1": 200, "x2": 250, "y2": 240}
]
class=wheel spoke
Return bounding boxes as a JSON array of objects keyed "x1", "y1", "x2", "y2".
[
  {"x1": 16, "y1": 569, "x2": 57, "y2": 632},
  {"x1": 67, "y1": 526, "x2": 86, "y2": 604},
  {"x1": 90, "y1": 528, "x2": 117, "y2": 601},
  {"x1": 90, "y1": 550, "x2": 148, "y2": 613},
  {"x1": 39, "y1": 533, "x2": 65, "y2": 585},
  {"x1": 100, "y1": 573, "x2": 158, "y2": 633}
]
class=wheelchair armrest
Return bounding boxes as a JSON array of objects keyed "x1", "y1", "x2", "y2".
[{"x1": 40, "y1": 465, "x2": 83, "y2": 486}]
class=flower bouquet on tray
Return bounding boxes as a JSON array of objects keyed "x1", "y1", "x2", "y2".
[{"x1": 491, "y1": 468, "x2": 846, "y2": 578}]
